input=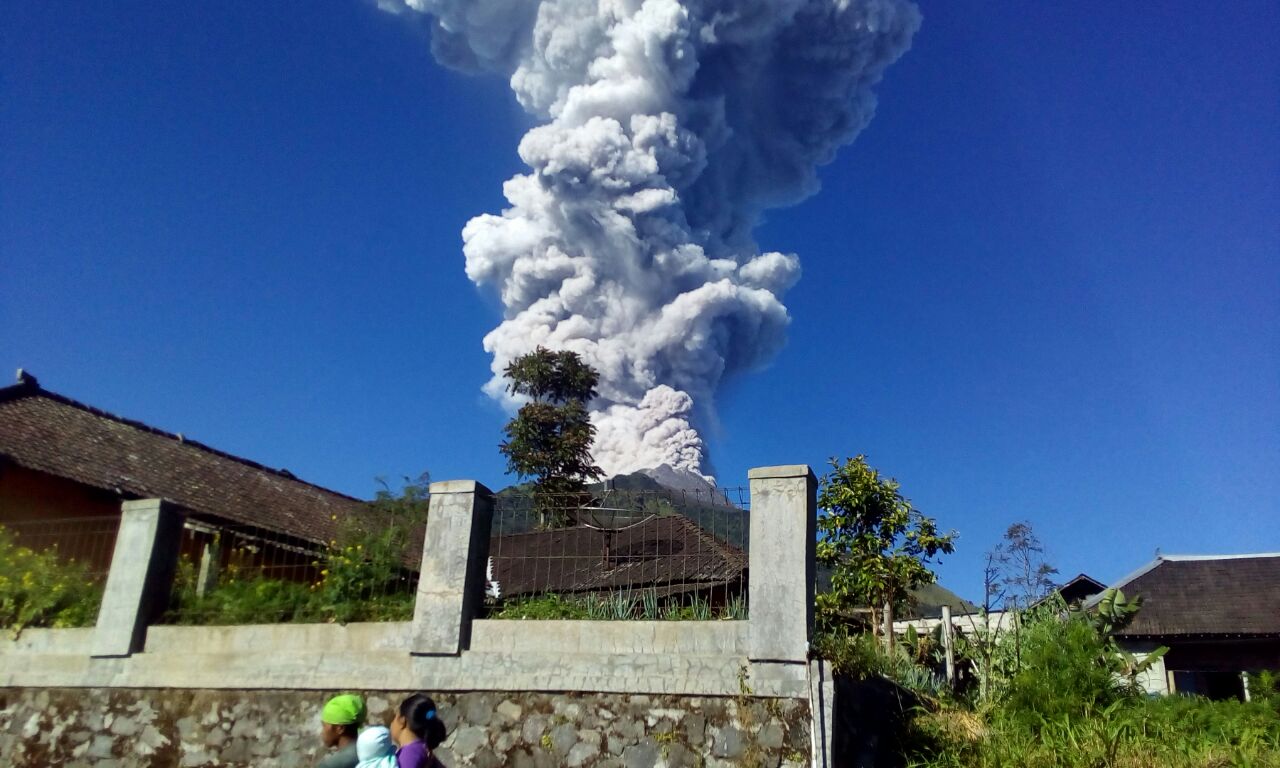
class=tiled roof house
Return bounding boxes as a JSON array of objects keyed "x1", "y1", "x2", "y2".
[
  {"x1": 1, "y1": 371, "x2": 743, "y2": 605},
  {"x1": 0, "y1": 372, "x2": 363, "y2": 545},
  {"x1": 1097, "y1": 553, "x2": 1280, "y2": 700}
]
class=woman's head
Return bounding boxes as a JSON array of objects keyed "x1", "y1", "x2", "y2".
[{"x1": 390, "y1": 693, "x2": 447, "y2": 749}]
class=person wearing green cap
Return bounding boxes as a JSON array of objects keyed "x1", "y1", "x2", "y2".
[{"x1": 317, "y1": 693, "x2": 365, "y2": 768}]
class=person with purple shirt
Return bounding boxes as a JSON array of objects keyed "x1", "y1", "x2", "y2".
[{"x1": 390, "y1": 693, "x2": 447, "y2": 768}]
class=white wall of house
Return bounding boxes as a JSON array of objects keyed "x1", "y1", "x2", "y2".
[{"x1": 1117, "y1": 640, "x2": 1171, "y2": 696}]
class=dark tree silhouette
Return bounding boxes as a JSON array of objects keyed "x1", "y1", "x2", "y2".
[{"x1": 499, "y1": 347, "x2": 603, "y2": 526}]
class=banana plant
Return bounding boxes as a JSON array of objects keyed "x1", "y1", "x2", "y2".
[{"x1": 1092, "y1": 588, "x2": 1144, "y2": 635}]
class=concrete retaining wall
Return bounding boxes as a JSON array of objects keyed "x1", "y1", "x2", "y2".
[
  {"x1": 0, "y1": 687, "x2": 811, "y2": 768},
  {"x1": 1, "y1": 466, "x2": 831, "y2": 765},
  {"x1": 0, "y1": 624, "x2": 805, "y2": 698}
]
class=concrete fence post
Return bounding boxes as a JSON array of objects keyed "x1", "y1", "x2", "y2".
[
  {"x1": 941, "y1": 604, "x2": 956, "y2": 685},
  {"x1": 809, "y1": 659, "x2": 835, "y2": 768},
  {"x1": 92, "y1": 498, "x2": 185, "y2": 657},
  {"x1": 411, "y1": 480, "x2": 494, "y2": 656},
  {"x1": 748, "y1": 465, "x2": 816, "y2": 664}
]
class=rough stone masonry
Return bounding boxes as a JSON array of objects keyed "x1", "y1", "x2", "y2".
[{"x1": 0, "y1": 688, "x2": 810, "y2": 767}]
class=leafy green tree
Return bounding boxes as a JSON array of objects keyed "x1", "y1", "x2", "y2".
[
  {"x1": 499, "y1": 347, "x2": 603, "y2": 526},
  {"x1": 816, "y1": 456, "x2": 956, "y2": 648}
]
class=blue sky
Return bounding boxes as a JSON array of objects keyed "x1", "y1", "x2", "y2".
[{"x1": 2, "y1": 1, "x2": 1277, "y2": 601}]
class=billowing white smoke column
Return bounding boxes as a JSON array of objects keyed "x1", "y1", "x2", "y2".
[{"x1": 385, "y1": 0, "x2": 920, "y2": 478}]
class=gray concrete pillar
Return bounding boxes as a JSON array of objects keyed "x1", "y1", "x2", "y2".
[
  {"x1": 411, "y1": 480, "x2": 494, "y2": 655},
  {"x1": 809, "y1": 659, "x2": 834, "y2": 768},
  {"x1": 92, "y1": 499, "x2": 185, "y2": 657},
  {"x1": 942, "y1": 604, "x2": 956, "y2": 686},
  {"x1": 196, "y1": 541, "x2": 220, "y2": 598},
  {"x1": 748, "y1": 465, "x2": 816, "y2": 663}
]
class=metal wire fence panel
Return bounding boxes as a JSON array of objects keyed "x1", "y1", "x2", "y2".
[
  {"x1": 487, "y1": 486, "x2": 750, "y2": 620},
  {"x1": 0, "y1": 515, "x2": 120, "y2": 628},
  {"x1": 164, "y1": 509, "x2": 426, "y2": 625}
]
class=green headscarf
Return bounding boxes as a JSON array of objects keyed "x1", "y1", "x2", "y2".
[{"x1": 321, "y1": 694, "x2": 366, "y2": 727}]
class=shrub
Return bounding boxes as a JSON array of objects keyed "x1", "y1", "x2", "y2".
[
  {"x1": 910, "y1": 694, "x2": 1280, "y2": 768},
  {"x1": 904, "y1": 605, "x2": 1280, "y2": 768},
  {"x1": 999, "y1": 611, "x2": 1126, "y2": 728},
  {"x1": 167, "y1": 476, "x2": 428, "y2": 625},
  {"x1": 167, "y1": 571, "x2": 319, "y2": 625},
  {"x1": 814, "y1": 629, "x2": 949, "y2": 700},
  {"x1": 489, "y1": 593, "x2": 593, "y2": 620},
  {"x1": 0, "y1": 525, "x2": 103, "y2": 632}
]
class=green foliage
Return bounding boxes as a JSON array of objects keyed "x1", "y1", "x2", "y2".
[
  {"x1": 1000, "y1": 610, "x2": 1124, "y2": 728},
  {"x1": 867, "y1": 589, "x2": 1280, "y2": 767},
  {"x1": 812, "y1": 530, "x2": 1280, "y2": 768},
  {"x1": 168, "y1": 476, "x2": 429, "y2": 625},
  {"x1": 489, "y1": 593, "x2": 594, "y2": 620},
  {"x1": 488, "y1": 590, "x2": 742, "y2": 621},
  {"x1": 812, "y1": 629, "x2": 949, "y2": 698},
  {"x1": 499, "y1": 348, "x2": 603, "y2": 526},
  {"x1": 910, "y1": 694, "x2": 1280, "y2": 768},
  {"x1": 816, "y1": 456, "x2": 956, "y2": 634},
  {"x1": 1091, "y1": 586, "x2": 1145, "y2": 635},
  {"x1": 0, "y1": 525, "x2": 103, "y2": 632},
  {"x1": 1248, "y1": 670, "x2": 1280, "y2": 708},
  {"x1": 168, "y1": 569, "x2": 320, "y2": 625},
  {"x1": 313, "y1": 478, "x2": 427, "y2": 622}
]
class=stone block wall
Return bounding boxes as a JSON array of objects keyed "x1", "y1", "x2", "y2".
[{"x1": 0, "y1": 688, "x2": 810, "y2": 767}]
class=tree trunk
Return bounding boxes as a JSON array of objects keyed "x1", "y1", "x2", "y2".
[{"x1": 882, "y1": 601, "x2": 894, "y2": 651}]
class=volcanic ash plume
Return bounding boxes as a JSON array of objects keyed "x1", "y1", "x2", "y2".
[{"x1": 386, "y1": 0, "x2": 921, "y2": 478}]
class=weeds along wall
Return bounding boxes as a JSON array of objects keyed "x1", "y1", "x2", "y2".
[{"x1": 0, "y1": 466, "x2": 829, "y2": 767}]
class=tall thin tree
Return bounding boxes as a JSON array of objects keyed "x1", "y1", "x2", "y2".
[{"x1": 499, "y1": 347, "x2": 603, "y2": 527}]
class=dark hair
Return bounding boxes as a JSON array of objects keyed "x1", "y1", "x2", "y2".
[
  {"x1": 335, "y1": 722, "x2": 359, "y2": 739},
  {"x1": 399, "y1": 693, "x2": 447, "y2": 749}
]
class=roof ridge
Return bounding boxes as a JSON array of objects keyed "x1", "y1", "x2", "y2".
[
  {"x1": 1159, "y1": 553, "x2": 1280, "y2": 561},
  {"x1": 0, "y1": 380, "x2": 362, "y2": 503},
  {"x1": 1088, "y1": 551, "x2": 1280, "y2": 609},
  {"x1": 1061, "y1": 572, "x2": 1105, "y2": 584}
]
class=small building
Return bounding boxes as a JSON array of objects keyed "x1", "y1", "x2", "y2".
[
  {"x1": 1044, "y1": 572, "x2": 1106, "y2": 607},
  {"x1": 1102, "y1": 553, "x2": 1280, "y2": 699},
  {"x1": 0, "y1": 372, "x2": 365, "y2": 583}
]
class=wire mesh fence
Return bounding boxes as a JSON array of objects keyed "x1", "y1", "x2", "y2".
[
  {"x1": 486, "y1": 485, "x2": 750, "y2": 620},
  {"x1": 0, "y1": 514, "x2": 120, "y2": 629},
  {"x1": 164, "y1": 509, "x2": 427, "y2": 625}
]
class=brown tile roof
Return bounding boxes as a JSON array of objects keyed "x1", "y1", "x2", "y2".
[
  {"x1": 0, "y1": 378, "x2": 363, "y2": 543},
  {"x1": 1108, "y1": 554, "x2": 1280, "y2": 638},
  {"x1": 488, "y1": 514, "x2": 747, "y2": 599}
]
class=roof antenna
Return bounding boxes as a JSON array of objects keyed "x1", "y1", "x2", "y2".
[
  {"x1": 15, "y1": 368, "x2": 38, "y2": 387},
  {"x1": 1155, "y1": 546, "x2": 1162, "y2": 559}
]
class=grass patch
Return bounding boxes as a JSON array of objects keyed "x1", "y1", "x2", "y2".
[{"x1": 908, "y1": 695, "x2": 1280, "y2": 768}]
